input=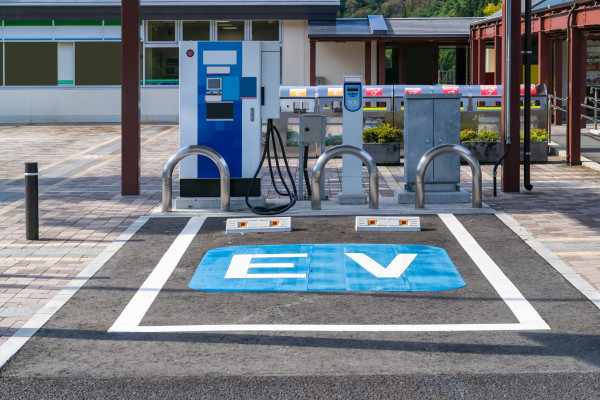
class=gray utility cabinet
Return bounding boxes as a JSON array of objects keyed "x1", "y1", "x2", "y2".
[{"x1": 404, "y1": 93, "x2": 461, "y2": 192}]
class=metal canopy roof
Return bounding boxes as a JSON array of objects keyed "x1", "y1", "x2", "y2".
[
  {"x1": 309, "y1": 17, "x2": 484, "y2": 38},
  {"x1": 483, "y1": 0, "x2": 579, "y2": 22},
  {"x1": 0, "y1": 0, "x2": 340, "y2": 20}
]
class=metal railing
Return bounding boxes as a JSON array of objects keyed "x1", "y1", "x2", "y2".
[
  {"x1": 415, "y1": 144, "x2": 482, "y2": 208},
  {"x1": 162, "y1": 145, "x2": 230, "y2": 212},
  {"x1": 438, "y1": 70, "x2": 456, "y2": 85},
  {"x1": 311, "y1": 145, "x2": 378, "y2": 210},
  {"x1": 547, "y1": 94, "x2": 569, "y2": 143},
  {"x1": 583, "y1": 87, "x2": 600, "y2": 131}
]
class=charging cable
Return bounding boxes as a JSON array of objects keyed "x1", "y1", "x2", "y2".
[{"x1": 246, "y1": 119, "x2": 297, "y2": 215}]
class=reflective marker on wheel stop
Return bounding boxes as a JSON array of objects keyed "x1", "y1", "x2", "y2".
[
  {"x1": 226, "y1": 217, "x2": 292, "y2": 233},
  {"x1": 356, "y1": 216, "x2": 420, "y2": 231}
]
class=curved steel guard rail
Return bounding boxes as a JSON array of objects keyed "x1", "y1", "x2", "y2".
[
  {"x1": 415, "y1": 144, "x2": 482, "y2": 209},
  {"x1": 311, "y1": 145, "x2": 379, "y2": 210},
  {"x1": 162, "y1": 145, "x2": 230, "y2": 212}
]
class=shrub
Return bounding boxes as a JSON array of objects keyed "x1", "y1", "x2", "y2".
[
  {"x1": 461, "y1": 129, "x2": 500, "y2": 142},
  {"x1": 478, "y1": 129, "x2": 501, "y2": 142},
  {"x1": 460, "y1": 129, "x2": 478, "y2": 142},
  {"x1": 520, "y1": 128, "x2": 548, "y2": 142},
  {"x1": 363, "y1": 123, "x2": 403, "y2": 143}
]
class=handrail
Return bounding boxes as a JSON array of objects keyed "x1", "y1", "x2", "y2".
[
  {"x1": 415, "y1": 144, "x2": 482, "y2": 208},
  {"x1": 547, "y1": 94, "x2": 569, "y2": 143},
  {"x1": 162, "y1": 145, "x2": 230, "y2": 212},
  {"x1": 311, "y1": 145, "x2": 378, "y2": 210}
]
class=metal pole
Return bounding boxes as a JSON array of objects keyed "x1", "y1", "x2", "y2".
[
  {"x1": 547, "y1": 94, "x2": 552, "y2": 144},
  {"x1": 121, "y1": 0, "x2": 141, "y2": 195},
  {"x1": 162, "y1": 146, "x2": 231, "y2": 212},
  {"x1": 312, "y1": 145, "x2": 378, "y2": 210},
  {"x1": 25, "y1": 162, "x2": 39, "y2": 240},
  {"x1": 414, "y1": 145, "x2": 482, "y2": 209},
  {"x1": 524, "y1": 0, "x2": 533, "y2": 191},
  {"x1": 594, "y1": 88, "x2": 598, "y2": 131}
]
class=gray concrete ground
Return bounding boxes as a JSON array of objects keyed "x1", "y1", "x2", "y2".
[
  {"x1": 550, "y1": 121, "x2": 600, "y2": 164},
  {"x1": 0, "y1": 124, "x2": 600, "y2": 397}
]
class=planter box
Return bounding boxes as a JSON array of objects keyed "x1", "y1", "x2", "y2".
[
  {"x1": 461, "y1": 141, "x2": 548, "y2": 163},
  {"x1": 362, "y1": 142, "x2": 403, "y2": 165}
]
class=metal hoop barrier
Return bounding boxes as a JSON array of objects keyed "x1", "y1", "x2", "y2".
[
  {"x1": 311, "y1": 145, "x2": 379, "y2": 210},
  {"x1": 415, "y1": 144, "x2": 482, "y2": 209},
  {"x1": 162, "y1": 145, "x2": 230, "y2": 212}
]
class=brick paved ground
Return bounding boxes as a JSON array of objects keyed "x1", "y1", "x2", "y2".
[{"x1": 1, "y1": 124, "x2": 599, "y2": 347}]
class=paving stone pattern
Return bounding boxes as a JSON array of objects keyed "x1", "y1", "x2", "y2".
[{"x1": 1, "y1": 125, "x2": 599, "y2": 346}]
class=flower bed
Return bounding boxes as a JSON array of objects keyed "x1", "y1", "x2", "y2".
[
  {"x1": 460, "y1": 129, "x2": 548, "y2": 163},
  {"x1": 362, "y1": 123, "x2": 403, "y2": 165}
]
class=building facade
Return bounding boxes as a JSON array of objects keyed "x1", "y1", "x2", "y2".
[{"x1": 0, "y1": 1, "x2": 478, "y2": 123}]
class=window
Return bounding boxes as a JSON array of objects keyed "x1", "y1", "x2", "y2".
[
  {"x1": 0, "y1": 44, "x2": 3, "y2": 86},
  {"x1": 5, "y1": 43, "x2": 57, "y2": 86},
  {"x1": 252, "y1": 21, "x2": 279, "y2": 41},
  {"x1": 75, "y1": 43, "x2": 121, "y2": 85},
  {"x1": 217, "y1": 21, "x2": 244, "y2": 41},
  {"x1": 148, "y1": 21, "x2": 176, "y2": 42},
  {"x1": 145, "y1": 47, "x2": 178, "y2": 85},
  {"x1": 183, "y1": 21, "x2": 210, "y2": 41}
]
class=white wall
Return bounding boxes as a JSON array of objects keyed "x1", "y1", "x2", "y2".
[
  {"x1": 0, "y1": 87, "x2": 178, "y2": 124},
  {"x1": 485, "y1": 47, "x2": 495, "y2": 73},
  {"x1": 315, "y1": 41, "x2": 365, "y2": 85},
  {"x1": 370, "y1": 40, "x2": 377, "y2": 84},
  {"x1": 281, "y1": 20, "x2": 309, "y2": 85}
]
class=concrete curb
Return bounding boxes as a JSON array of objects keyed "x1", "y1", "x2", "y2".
[{"x1": 549, "y1": 142, "x2": 600, "y2": 173}]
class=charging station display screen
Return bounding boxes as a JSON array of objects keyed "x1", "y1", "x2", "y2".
[
  {"x1": 206, "y1": 102, "x2": 234, "y2": 120},
  {"x1": 207, "y1": 78, "x2": 222, "y2": 90}
]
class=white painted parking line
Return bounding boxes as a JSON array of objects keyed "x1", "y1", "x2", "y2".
[
  {"x1": 496, "y1": 211, "x2": 600, "y2": 311},
  {"x1": 108, "y1": 217, "x2": 206, "y2": 332},
  {"x1": 0, "y1": 216, "x2": 150, "y2": 369},
  {"x1": 110, "y1": 214, "x2": 550, "y2": 333},
  {"x1": 438, "y1": 213, "x2": 550, "y2": 330}
]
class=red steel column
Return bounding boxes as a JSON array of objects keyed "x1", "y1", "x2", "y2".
[
  {"x1": 309, "y1": 39, "x2": 316, "y2": 86},
  {"x1": 501, "y1": 0, "x2": 521, "y2": 193},
  {"x1": 554, "y1": 40, "x2": 563, "y2": 125},
  {"x1": 121, "y1": 0, "x2": 140, "y2": 196},
  {"x1": 365, "y1": 41, "x2": 371, "y2": 85},
  {"x1": 477, "y1": 39, "x2": 486, "y2": 84},
  {"x1": 494, "y1": 34, "x2": 502, "y2": 84},
  {"x1": 538, "y1": 32, "x2": 552, "y2": 89},
  {"x1": 568, "y1": 27, "x2": 583, "y2": 165},
  {"x1": 378, "y1": 40, "x2": 386, "y2": 85}
]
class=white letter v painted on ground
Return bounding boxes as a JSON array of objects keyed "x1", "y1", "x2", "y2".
[{"x1": 345, "y1": 253, "x2": 417, "y2": 278}]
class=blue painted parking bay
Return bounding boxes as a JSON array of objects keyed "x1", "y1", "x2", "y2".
[{"x1": 2, "y1": 214, "x2": 600, "y2": 398}]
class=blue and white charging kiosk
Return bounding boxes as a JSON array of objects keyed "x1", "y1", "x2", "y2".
[
  {"x1": 338, "y1": 75, "x2": 367, "y2": 205},
  {"x1": 179, "y1": 41, "x2": 280, "y2": 198}
]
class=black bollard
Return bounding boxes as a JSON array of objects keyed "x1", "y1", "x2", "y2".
[{"x1": 25, "y1": 162, "x2": 39, "y2": 240}]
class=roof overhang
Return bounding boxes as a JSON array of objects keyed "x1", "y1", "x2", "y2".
[{"x1": 0, "y1": 1, "x2": 340, "y2": 21}]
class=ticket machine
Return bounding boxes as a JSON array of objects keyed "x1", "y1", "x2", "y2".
[{"x1": 179, "y1": 41, "x2": 280, "y2": 198}]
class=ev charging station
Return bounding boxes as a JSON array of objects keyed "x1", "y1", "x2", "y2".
[
  {"x1": 339, "y1": 76, "x2": 367, "y2": 205},
  {"x1": 178, "y1": 41, "x2": 280, "y2": 204}
]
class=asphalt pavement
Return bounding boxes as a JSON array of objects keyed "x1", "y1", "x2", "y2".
[{"x1": 1, "y1": 215, "x2": 599, "y2": 398}]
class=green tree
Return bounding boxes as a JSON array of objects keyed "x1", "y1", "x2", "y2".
[{"x1": 483, "y1": 1, "x2": 502, "y2": 16}]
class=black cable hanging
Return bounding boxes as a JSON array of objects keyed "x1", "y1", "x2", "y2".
[{"x1": 246, "y1": 119, "x2": 297, "y2": 215}]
